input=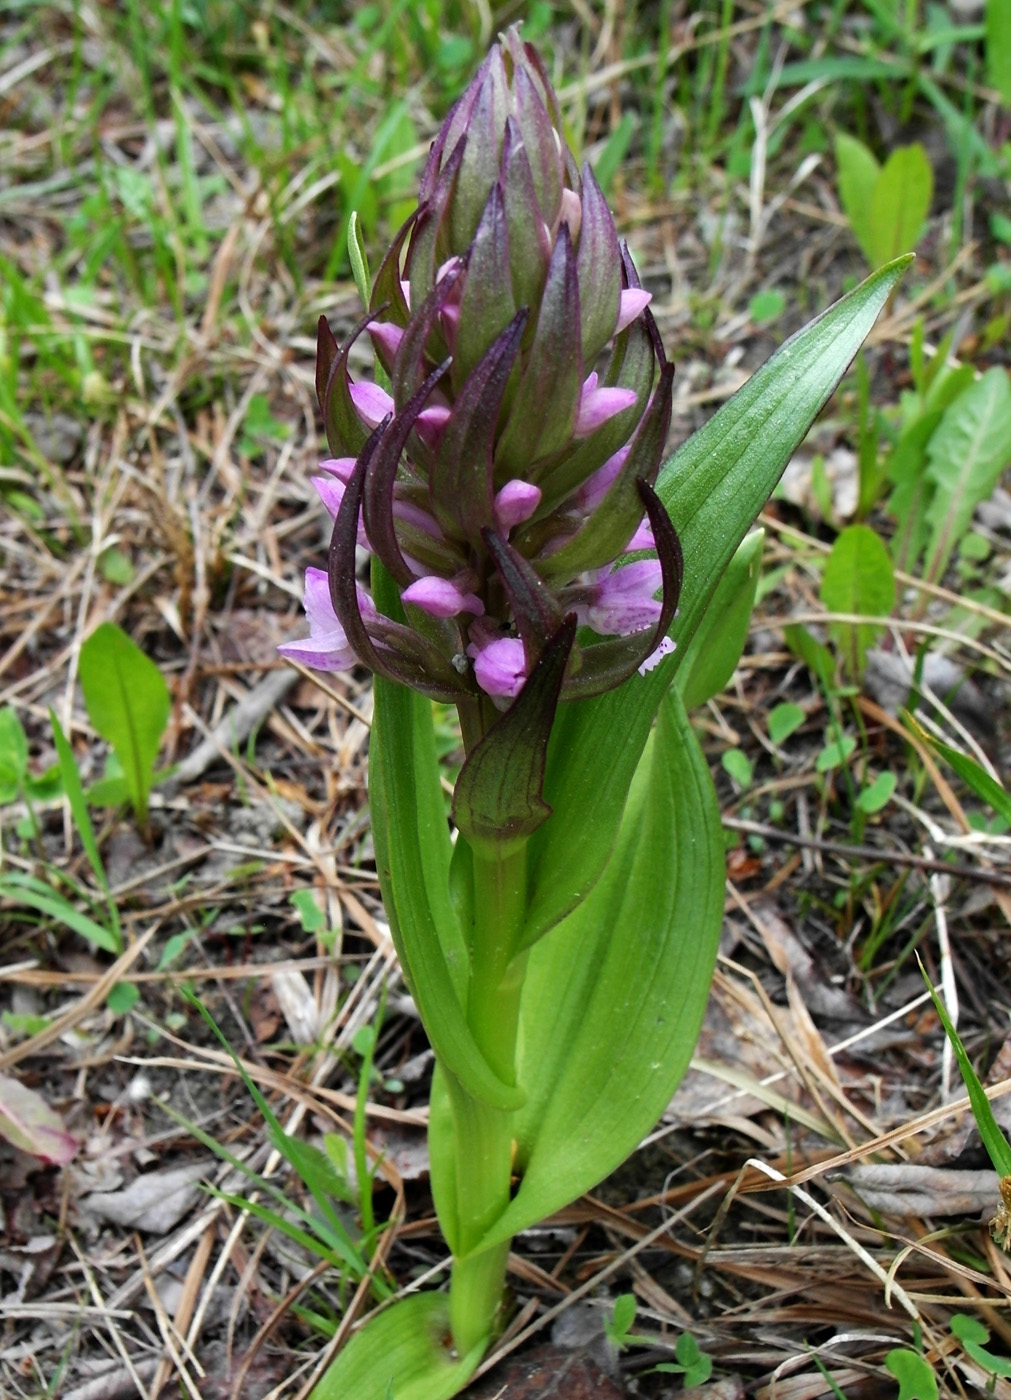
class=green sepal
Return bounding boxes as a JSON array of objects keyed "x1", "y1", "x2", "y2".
[
  {"x1": 451, "y1": 618, "x2": 575, "y2": 850},
  {"x1": 309, "y1": 1293, "x2": 484, "y2": 1400},
  {"x1": 676, "y1": 529, "x2": 763, "y2": 710},
  {"x1": 370, "y1": 565, "x2": 524, "y2": 1112},
  {"x1": 472, "y1": 685, "x2": 724, "y2": 1252},
  {"x1": 523, "y1": 256, "x2": 912, "y2": 946}
]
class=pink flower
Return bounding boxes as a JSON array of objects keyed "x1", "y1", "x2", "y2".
[
  {"x1": 467, "y1": 635, "x2": 527, "y2": 698},
  {"x1": 574, "y1": 373, "x2": 638, "y2": 437},
  {"x1": 402, "y1": 575, "x2": 484, "y2": 619},
  {"x1": 278, "y1": 568, "x2": 373, "y2": 672}
]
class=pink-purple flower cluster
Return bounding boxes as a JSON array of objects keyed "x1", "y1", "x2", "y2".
[{"x1": 281, "y1": 27, "x2": 681, "y2": 705}]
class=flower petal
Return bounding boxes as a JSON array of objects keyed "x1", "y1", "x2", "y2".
[
  {"x1": 467, "y1": 636, "x2": 528, "y2": 698},
  {"x1": 574, "y1": 374, "x2": 638, "y2": 437},
  {"x1": 615, "y1": 287, "x2": 652, "y2": 335},
  {"x1": 402, "y1": 575, "x2": 483, "y2": 618},
  {"x1": 349, "y1": 380, "x2": 396, "y2": 429},
  {"x1": 494, "y1": 479, "x2": 542, "y2": 531}
]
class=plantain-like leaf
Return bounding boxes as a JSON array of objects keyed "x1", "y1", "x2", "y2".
[
  {"x1": 309, "y1": 1293, "x2": 484, "y2": 1400},
  {"x1": 472, "y1": 685, "x2": 723, "y2": 1252},
  {"x1": 452, "y1": 616, "x2": 576, "y2": 849},
  {"x1": 523, "y1": 255, "x2": 912, "y2": 944},
  {"x1": 369, "y1": 563, "x2": 523, "y2": 1111},
  {"x1": 676, "y1": 529, "x2": 763, "y2": 710}
]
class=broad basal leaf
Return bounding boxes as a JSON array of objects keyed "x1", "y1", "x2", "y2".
[
  {"x1": 78, "y1": 622, "x2": 170, "y2": 826},
  {"x1": 820, "y1": 523, "x2": 895, "y2": 679},
  {"x1": 473, "y1": 685, "x2": 723, "y2": 1251},
  {"x1": 310, "y1": 1294, "x2": 484, "y2": 1400},
  {"x1": 523, "y1": 257, "x2": 911, "y2": 945},
  {"x1": 923, "y1": 367, "x2": 1011, "y2": 584},
  {"x1": 370, "y1": 567, "x2": 524, "y2": 1111}
]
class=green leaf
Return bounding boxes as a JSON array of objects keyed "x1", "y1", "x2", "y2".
[
  {"x1": 106, "y1": 981, "x2": 139, "y2": 1015},
  {"x1": 749, "y1": 290, "x2": 785, "y2": 324},
  {"x1": 0, "y1": 706, "x2": 28, "y2": 802},
  {"x1": 721, "y1": 749, "x2": 753, "y2": 787},
  {"x1": 369, "y1": 570, "x2": 523, "y2": 1112},
  {"x1": 309, "y1": 1294, "x2": 484, "y2": 1400},
  {"x1": 607, "y1": 1294, "x2": 637, "y2": 1345},
  {"x1": 768, "y1": 702, "x2": 805, "y2": 745},
  {"x1": 834, "y1": 132, "x2": 880, "y2": 265},
  {"x1": 524, "y1": 258, "x2": 911, "y2": 945},
  {"x1": 816, "y1": 734, "x2": 856, "y2": 771},
  {"x1": 903, "y1": 714, "x2": 1011, "y2": 825},
  {"x1": 470, "y1": 686, "x2": 724, "y2": 1253},
  {"x1": 290, "y1": 889, "x2": 326, "y2": 934},
  {"x1": 922, "y1": 368, "x2": 1011, "y2": 584},
  {"x1": 868, "y1": 144, "x2": 933, "y2": 266},
  {"x1": 857, "y1": 771, "x2": 896, "y2": 814},
  {"x1": 78, "y1": 622, "x2": 171, "y2": 828},
  {"x1": 820, "y1": 523, "x2": 896, "y2": 678},
  {"x1": 0, "y1": 872, "x2": 121, "y2": 955},
  {"x1": 348, "y1": 211, "x2": 372, "y2": 312},
  {"x1": 919, "y1": 964, "x2": 1011, "y2": 1177},
  {"x1": 783, "y1": 623, "x2": 835, "y2": 692},
  {"x1": 951, "y1": 1315, "x2": 1011, "y2": 1378},
  {"x1": 986, "y1": 0, "x2": 1011, "y2": 105},
  {"x1": 886, "y1": 1348, "x2": 938, "y2": 1400},
  {"x1": 50, "y1": 712, "x2": 118, "y2": 946},
  {"x1": 676, "y1": 530, "x2": 762, "y2": 710}
]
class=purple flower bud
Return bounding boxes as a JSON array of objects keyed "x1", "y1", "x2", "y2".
[
  {"x1": 467, "y1": 634, "x2": 528, "y2": 699},
  {"x1": 574, "y1": 373, "x2": 639, "y2": 437},
  {"x1": 402, "y1": 574, "x2": 484, "y2": 619},
  {"x1": 494, "y1": 480, "x2": 542, "y2": 532},
  {"x1": 615, "y1": 288, "x2": 652, "y2": 335}
]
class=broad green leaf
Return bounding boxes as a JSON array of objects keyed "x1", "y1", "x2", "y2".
[
  {"x1": 310, "y1": 1294, "x2": 484, "y2": 1400},
  {"x1": 920, "y1": 962, "x2": 1011, "y2": 1177},
  {"x1": 903, "y1": 712, "x2": 1011, "y2": 825},
  {"x1": 834, "y1": 132, "x2": 880, "y2": 265},
  {"x1": 0, "y1": 872, "x2": 120, "y2": 955},
  {"x1": 370, "y1": 570, "x2": 523, "y2": 1111},
  {"x1": 524, "y1": 258, "x2": 911, "y2": 945},
  {"x1": 816, "y1": 734, "x2": 856, "y2": 771},
  {"x1": 820, "y1": 523, "x2": 895, "y2": 678},
  {"x1": 951, "y1": 1315, "x2": 1011, "y2": 1378},
  {"x1": 923, "y1": 368, "x2": 1011, "y2": 584},
  {"x1": 106, "y1": 981, "x2": 139, "y2": 1015},
  {"x1": 885, "y1": 1349, "x2": 938, "y2": 1400},
  {"x1": 0, "y1": 706, "x2": 28, "y2": 802},
  {"x1": 868, "y1": 144, "x2": 933, "y2": 266},
  {"x1": 78, "y1": 622, "x2": 171, "y2": 827},
  {"x1": 0, "y1": 1071, "x2": 77, "y2": 1164},
  {"x1": 768, "y1": 702, "x2": 805, "y2": 745},
  {"x1": 721, "y1": 749, "x2": 753, "y2": 787},
  {"x1": 471, "y1": 686, "x2": 723, "y2": 1252},
  {"x1": 987, "y1": 0, "x2": 1011, "y2": 105},
  {"x1": 676, "y1": 530, "x2": 763, "y2": 710},
  {"x1": 857, "y1": 771, "x2": 896, "y2": 814}
]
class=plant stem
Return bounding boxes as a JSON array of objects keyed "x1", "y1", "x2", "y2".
[{"x1": 446, "y1": 840, "x2": 528, "y2": 1355}]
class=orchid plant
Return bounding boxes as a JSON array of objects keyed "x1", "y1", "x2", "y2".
[{"x1": 279, "y1": 29, "x2": 909, "y2": 1400}]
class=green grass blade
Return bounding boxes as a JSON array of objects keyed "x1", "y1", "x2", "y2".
[{"x1": 919, "y1": 959, "x2": 1011, "y2": 1176}]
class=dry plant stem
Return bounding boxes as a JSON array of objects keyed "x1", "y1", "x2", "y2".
[{"x1": 447, "y1": 841, "x2": 528, "y2": 1356}]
